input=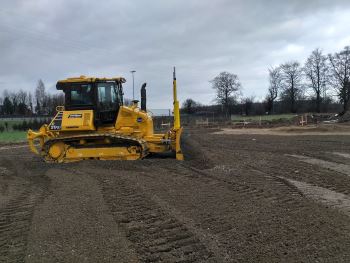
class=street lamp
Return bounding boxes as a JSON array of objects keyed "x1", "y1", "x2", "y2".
[{"x1": 130, "y1": 70, "x2": 136, "y2": 100}]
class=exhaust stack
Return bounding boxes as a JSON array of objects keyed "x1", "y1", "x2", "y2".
[{"x1": 141, "y1": 83, "x2": 147, "y2": 111}]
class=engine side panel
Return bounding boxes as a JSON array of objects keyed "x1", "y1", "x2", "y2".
[
  {"x1": 49, "y1": 110, "x2": 95, "y2": 131},
  {"x1": 115, "y1": 106, "x2": 154, "y2": 137}
]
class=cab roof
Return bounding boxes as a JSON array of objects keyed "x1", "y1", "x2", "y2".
[{"x1": 57, "y1": 75, "x2": 126, "y2": 85}]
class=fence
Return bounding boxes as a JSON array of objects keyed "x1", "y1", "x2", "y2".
[
  {"x1": 1, "y1": 112, "x2": 328, "y2": 133},
  {"x1": 179, "y1": 113, "x2": 330, "y2": 128}
]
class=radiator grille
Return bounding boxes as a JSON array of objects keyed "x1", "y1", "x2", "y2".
[{"x1": 83, "y1": 113, "x2": 91, "y2": 126}]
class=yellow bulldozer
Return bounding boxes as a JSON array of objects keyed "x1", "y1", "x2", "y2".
[{"x1": 27, "y1": 68, "x2": 183, "y2": 162}]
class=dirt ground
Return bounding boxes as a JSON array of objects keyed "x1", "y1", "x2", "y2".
[{"x1": 1, "y1": 127, "x2": 350, "y2": 262}]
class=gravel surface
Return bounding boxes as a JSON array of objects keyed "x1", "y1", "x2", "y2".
[{"x1": 1, "y1": 127, "x2": 350, "y2": 262}]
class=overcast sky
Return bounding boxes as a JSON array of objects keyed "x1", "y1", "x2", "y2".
[{"x1": 1, "y1": 0, "x2": 350, "y2": 109}]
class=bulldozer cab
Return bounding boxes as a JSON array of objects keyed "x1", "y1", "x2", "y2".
[{"x1": 57, "y1": 77, "x2": 124, "y2": 125}]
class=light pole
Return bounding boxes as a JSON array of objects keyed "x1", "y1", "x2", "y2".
[{"x1": 130, "y1": 70, "x2": 136, "y2": 100}]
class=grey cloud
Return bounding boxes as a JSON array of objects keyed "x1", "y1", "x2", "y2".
[{"x1": 0, "y1": 0, "x2": 350, "y2": 107}]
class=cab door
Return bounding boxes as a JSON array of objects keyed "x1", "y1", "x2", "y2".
[{"x1": 96, "y1": 82, "x2": 121, "y2": 125}]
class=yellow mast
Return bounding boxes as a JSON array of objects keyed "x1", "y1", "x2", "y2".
[
  {"x1": 172, "y1": 67, "x2": 184, "y2": 160},
  {"x1": 173, "y1": 67, "x2": 181, "y2": 129}
]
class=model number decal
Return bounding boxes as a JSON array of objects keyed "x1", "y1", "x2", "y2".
[{"x1": 50, "y1": 125, "x2": 61, "y2": 130}]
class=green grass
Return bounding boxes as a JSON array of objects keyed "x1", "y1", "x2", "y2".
[
  {"x1": 0, "y1": 131, "x2": 27, "y2": 143},
  {"x1": 231, "y1": 114, "x2": 297, "y2": 122}
]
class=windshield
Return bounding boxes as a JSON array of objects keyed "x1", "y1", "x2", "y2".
[{"x1": 61, "y1": 81, "x2": 123, "y2": 110}]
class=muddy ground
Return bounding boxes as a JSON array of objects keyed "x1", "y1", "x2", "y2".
[{"x1": 1, "y1": 127, "x2": 350, "y2": 262}]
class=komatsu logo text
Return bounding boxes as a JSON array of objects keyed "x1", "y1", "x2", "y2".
[{"x1": 68, "y1": 114, "x2": 82, "y2": 118}]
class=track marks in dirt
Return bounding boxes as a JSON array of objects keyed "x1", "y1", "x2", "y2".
[
  {"x1": 0, "y1": 186, "x2": 42, "y2": 263},
  {"x1": 0, "y1": 156, "x2": 50, "y2": 263},
  {"x1": 99, "y1": 175, "x2": 216, "y2": 263},
  {"x1": 245, "y1": 153, "x2": 350, "y2": 196},
  {"x1": 332, "y1": 152, "x2": 350, "y2": 159},
  {"x1": 0, "y1": 145, "x2": 28, "y2": 151},
  {"x1": 287, "y1": 154, "x2": 350, "y2": 177},
  {"x1": 0, "y1": 166, "x2": 12, "y2": 176},
  {"x1": 157, "y1": 163, "x2": 350, "y2": 261},
  {"x1": 188, "y1": 165, "x2": 304, "y2": 207},
  {"x1": 284, "y1": 177, "x2": 350, "y2": 216},
  {"x1": 235, "y1": 151, "x2": 350, "y2": 217}
]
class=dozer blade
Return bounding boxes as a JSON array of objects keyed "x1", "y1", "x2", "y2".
[
  {"x1": 172, "y1": 67, "x2": 184, "y2": 161},
  {"x1": 27, "y1": 128, "x2": 46, "y2": 155},
  {"x1": 175, "y1": 127, "x2": 184, "y2": 160}
]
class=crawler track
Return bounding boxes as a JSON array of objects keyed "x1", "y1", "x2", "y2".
[{"x1": 42, "y1": 133, "x2": 149, "y2": 162}]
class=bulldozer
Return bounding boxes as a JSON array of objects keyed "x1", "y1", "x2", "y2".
[{"x1": 27, "y1": 68, "x2": 183, "y2": 162}]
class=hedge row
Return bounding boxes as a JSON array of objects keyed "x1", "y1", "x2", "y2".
[
  {"x1": 0, "y1": 119, "x2": 51, "y2": 132},
  {"x1": 12, "y1": 119, "x2": 51, "y2": 131}
]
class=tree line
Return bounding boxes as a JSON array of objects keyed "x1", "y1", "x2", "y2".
[
  {"x1": 2, "y1": 46, "x2": 349, "y2": 118},
  {"x1": 182, "y1": 46, "x2": 350, "y2": 116},
  {"x1": 0, "y1": 79, "x2": 64, "y2": 116}
]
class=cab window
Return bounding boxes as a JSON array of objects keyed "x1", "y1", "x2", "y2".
[{"x1": 69, "y1": 84, "x2": 93, "y2": 106}]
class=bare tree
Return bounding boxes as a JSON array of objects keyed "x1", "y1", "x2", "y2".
[
  {"x1": 267, "y1": 66, "x2": 281, "y2": 114},
  {"x1": 182, "y1": 98, "x2": 201, "y2": 114},
  {"x1": 210, "y1": 71, "x2": 241, "y2": 116},
  {"x1": 17, "y1": 90, "x2": 28, "y2": 105},
  {"x1": 1, "y1": 90, "x2": 12, "y2": 115},
  {"x1": 47, "y1": 93, "x2": 65, "y2": 115},
  {"x1": 328, "y1": 46, "x2": 350, "y2": 114},
  {"x1": 35, "y1": 79, "x2": 46, "y2": 114},
  {"x1": 9, "y1": 92, "x2": 19, "y2": 114},
  {"x1": 2, "y1": 96, "x2": 13, "y2": 115},
  {"x1": 280, "y1": 61, "x2": 303, "y2": 113},
  {"x1": 28, "y1": 92, "x2": 34, "y2": 114},
  {"x1": 304, "y1": 48, "x2": 329, "y2": 113},
  {"x1": 242, "y1": 96, "x2": 255, "y2": 116},
  {"x1": 3, "y1": 89, "x2": 10, "y2": 98},
  {"x1": 17, "y1": 90, "x2": 29, "y2": 115}
]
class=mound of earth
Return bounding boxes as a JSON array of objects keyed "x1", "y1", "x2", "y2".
[{"x1": 339, "y1": 110, "x2": 350, "y2": 122}]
